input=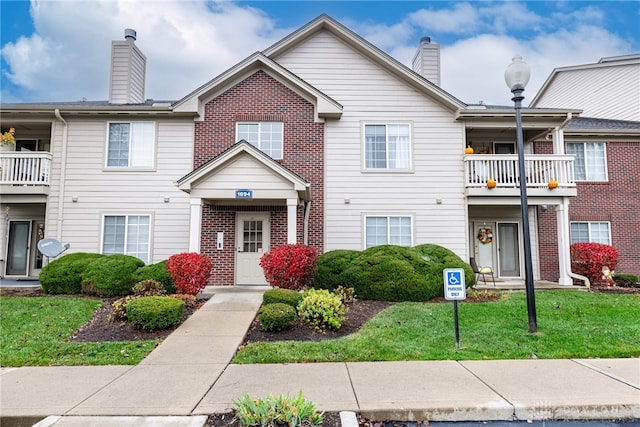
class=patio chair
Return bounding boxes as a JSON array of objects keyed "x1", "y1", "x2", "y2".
[{"x1": 470, "y1": 257, "x2": 495, "y2": 286}]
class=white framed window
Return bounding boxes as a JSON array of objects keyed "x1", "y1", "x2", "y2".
[
  {"x1": 102, "y1": 215, "x2": 150, "y2": 263},
  {"x1": 364, "y1": 123, "x2": 411, "y2": 170},
  {"x1": 106, "y1": 122, "x2": 155, "y2": 168},
  {"x1": 365, "y1": 215, "x2": 413, "y2": 248},
  {"x1": 236, "y1": 122, "x2": 283, "y2": 159},
  {"x1": 567, "y1": 142, "x2": 607, "y2": 181},
  {"x1": 570, "y1": 221, "x2": 611, "y2": 245}
]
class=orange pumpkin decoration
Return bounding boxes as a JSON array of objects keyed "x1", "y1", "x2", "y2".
[
  {"x1": 486, "y1": 179, "x2": 497, "y2": 189},
  {"x1": 465, "y1": 146, "x2": 474, "y2": 155},
  {"x1": 548, "y1": 179, "x2": 559, "y2": 189}
]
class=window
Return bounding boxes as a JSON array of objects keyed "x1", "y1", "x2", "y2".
[
  {"x1": 237, "y1": 122, "x2": 283, "y2": 159},
  {"x1": 570, "y1": 221, "x2": 611, "y2": 245},
  {"x1": 102, "y1": 215, "x2": 150, "y2": 262},
  {"x1": 107, "y1": 122, "x2": 155, "y2": 168},
  {"x1": 567, "y1": 142, "x2": 607, "y2": 181},
  {"x1": 364, "y1": 124, "x2": 411, "y2": 170},
  {"x1": 365, "y1": 216, "x2": 412, "y2": 248}
]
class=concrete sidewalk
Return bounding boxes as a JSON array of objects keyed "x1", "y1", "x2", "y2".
[{"x1": 1, "y1": 287, "x2": 638, "y2": 426}]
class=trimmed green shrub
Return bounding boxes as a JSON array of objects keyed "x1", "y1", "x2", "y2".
[
  {"x1": 263, "y1": 288, "x2": 303, "y2": 309},
  {"x1": 313, "y1": 249, "x2": 359, "y2": 291},
  {"x1": 257, "y1": 303, "x2": 297, "y2": 332},
  {"x1": 39, "y1": 252, "x2": 106, "y2": 294},
  {"x1": 81, "y1": 254, "x2": 145, "y2": 297},
  {"x1": 126, "y1": 296, "x2": 185, "y2": 331},
  {"x1": 613, "y1": 273, "x2": 639, "y2": 287},
  {"x1": 132, "y1": 260, "x2": 175, "y2": 294},
  {"x1": 298, "y1": 289, "x2": 346, "y2": 332},
  {"x1": 132, "y1": 279, "x2": 166, "y2": 296},
  {"x1": 313, "y1": 244, "x2": 474, "y2": 302}
]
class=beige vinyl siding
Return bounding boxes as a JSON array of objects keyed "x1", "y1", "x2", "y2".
[
  {"x1": 109, "y1": 41, "x2": 146, "y2": 104},
  {"x1": 189, "y1": 154, "x2": 299, "y2": 200},
  {"x1": 534, "y1": 63, "x2": 640, "y2": 121},
  {"x1": 45, "y1": 118, "x2": 193, "y2": 263},
  {"x1": 275, "y1": 31, "x2": 467, "y2": 257}
]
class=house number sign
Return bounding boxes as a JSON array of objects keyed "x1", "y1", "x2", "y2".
[{"x1": 235, "y1": 189, "x2": 253, "y2": 199}]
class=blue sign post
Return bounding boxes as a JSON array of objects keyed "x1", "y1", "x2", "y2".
[{"x1": 443, "y1": 268, "x2": 466, "y2": 349}]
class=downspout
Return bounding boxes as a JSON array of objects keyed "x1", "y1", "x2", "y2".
[
  {"x1": 303, "y1": 200, "x2": 311, "y2": 245},
  {"x1": 54, "y1": 109, "x2": 68, "y2": 243},
  {"x1": 568, "y1": 270, "x2": 590, "y2": 289}
]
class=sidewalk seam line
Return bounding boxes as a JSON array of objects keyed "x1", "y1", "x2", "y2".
[
  {"x1": 457, "y1": 361, "x2": 517, "y2": 421},
  {"x1": 64, "y1": 366, "x2": 136, "y2": 415},
  {"x1": 344, "y1": 362, "x2": 361, "y2": 411},
  {"x1": 570, "y1": 358, "x2": 640, "y2": 390}
]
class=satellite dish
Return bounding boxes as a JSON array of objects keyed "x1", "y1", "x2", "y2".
[{"x1": 37, "y1": 238, "x2": 70, "y2": 258}]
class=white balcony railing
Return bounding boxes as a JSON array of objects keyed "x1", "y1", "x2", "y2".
[
  {"x1": 465, "y1": 154, "x2": 575, "y2": 189},
  {"x1": 0, "y1": 152, "x2": 52, "y2": 186}
]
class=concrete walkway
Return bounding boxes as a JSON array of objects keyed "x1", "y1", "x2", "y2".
[{"x1": 1, "y1": 287, "x2": 638, "y2": 426}]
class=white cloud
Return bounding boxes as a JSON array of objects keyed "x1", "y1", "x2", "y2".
[
  {"x1": 408, "y1": 3, "x2": 479, "y2": 34},
  {"x1": 2, "y1": 0, "x2": 285, "y2": 102},
  {"x1": 0, "y1": 0, "x2": 636, "y2": 106}
]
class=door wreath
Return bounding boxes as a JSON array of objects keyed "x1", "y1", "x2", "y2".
[{"x1": 477, "y1": 228, "x2": 493, "y2": 244}]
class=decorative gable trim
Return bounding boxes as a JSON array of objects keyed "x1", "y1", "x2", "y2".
[
  {"x1": 176, "y1": 140, "x2": 311, "y2": 200},
  {"x1": 172, "y1": 52, "x2": 342, "y2": 121}
]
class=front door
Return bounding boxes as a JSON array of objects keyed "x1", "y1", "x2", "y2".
[
  {"x1": 474, "y1": 222, "x2": 496, "y2": 274},
  {"x1": 6, "y1": 220, "x2": 31, "y2": 276},
  {"x1": 235, "y1": 212, "x2": 270, "y2": 285},
  {"x1": 497, "y1": 222, "x2": 521, "y2": 277}
]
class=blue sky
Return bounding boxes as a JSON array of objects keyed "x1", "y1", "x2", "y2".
[{"x1": 1, "y1": 1, "x2": 639, "y2": 105}]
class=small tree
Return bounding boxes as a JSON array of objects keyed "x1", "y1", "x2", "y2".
[
  {"x1": 259, "y1": 244, "x2": 318, "y2": 290},
  {"x1": 570, "y1": 242, "x2": 619, "y2": 285},
  {"x1": 167, "y1": 252, "x2": 213, "y2": 295}
]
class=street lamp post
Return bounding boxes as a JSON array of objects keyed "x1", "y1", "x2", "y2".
[{"x1": 505, "y1": 55, "x2": 537, "y2": 333}]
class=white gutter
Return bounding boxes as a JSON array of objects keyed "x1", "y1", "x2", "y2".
[
  {"x1": 53, "y1": 109, "x2": 68, "y2": 243},
  {"x1": 303, "y1": 200, "x2": 311, "y2": 245}
]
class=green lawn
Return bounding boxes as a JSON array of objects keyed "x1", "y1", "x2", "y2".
[
  {"x1": 234, "y1": 290, "x2": 640, "y2": 363},
  {"x1": 0, "y1": 296, "x2": 159, "y2": 366}
]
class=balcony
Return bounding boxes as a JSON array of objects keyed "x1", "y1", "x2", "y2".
[
  {"x1": 0, "y1": 152, "x2": 52, "y2": 196},
  {"x1": 464, "y1": 154, "x2": 577, "y2": 198}
]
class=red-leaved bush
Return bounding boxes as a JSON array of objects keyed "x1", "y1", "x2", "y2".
[
  {"x1": 166, "y1": 252, "x2": 213, "y2": 296},
  {"x1": 570, "y1": 242, "x2": 619, "y2": 285},
  {"x1": 259, "y1": 244, "x2": 319, "y2": 290}
]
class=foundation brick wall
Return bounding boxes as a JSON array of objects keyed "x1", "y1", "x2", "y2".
[
  {"x1": 193, "y1": 70, "x2": 325, "y2": 285},
  {"x1": 535, "y1": 140, "x2": 640, "y2": 279}
]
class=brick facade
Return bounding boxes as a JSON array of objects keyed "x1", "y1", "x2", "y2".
[
  {"x1": 193, "y1": 70, "x2": 325, "y2": 285},
  {"x1": 536, "y1": 140, "x2": 640, "y2": 279},
  {"x1": 568, "y1": 142, "x2": 640, "y2": 277}
]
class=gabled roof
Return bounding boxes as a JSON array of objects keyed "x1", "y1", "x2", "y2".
[
  {"x1": 172, "y1": 52, "x2": 342, "y2": 120},
  {"x1": 262, "y1": 14, "x2": 467, "y2": 112},
  {"x1": 530, "y1": 54, "x2": 640, "y2": 107},
  {"x1": 563, "y1": 116, "x2": 640, "y2": 137},
  {"x1": 176, "y1": 140, "x2": 310, "y2": 200}
]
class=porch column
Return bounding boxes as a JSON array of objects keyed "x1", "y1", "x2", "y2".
[
  {"x1": 287, "y1": 198, "x2": 297, "y2": 244},
  {"x1": 189, "y1": 198, "x2": 203, "y2": 252},
  {"x1": 556, "y1": 197, "x2": 573, "y2": 285}
]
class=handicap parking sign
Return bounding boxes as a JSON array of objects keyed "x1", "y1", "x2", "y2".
[{"x1": 443, "y1": 268, "x2": 466, "y2": 301}]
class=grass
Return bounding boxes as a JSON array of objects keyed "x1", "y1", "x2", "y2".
[
  {"x1": 234, "y1": 290, "x2": 640, "y2": 363},
  {"x1": 0, "y1": 296, "x2": 159, "y2": 366}
]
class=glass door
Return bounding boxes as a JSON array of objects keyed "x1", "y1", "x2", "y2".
[
  {"x1": 497, "y1": 222, "x2": 521, "y2": 277},
  {"x1": 6, "y1": 220, "x2": 31, "y2": 276}
]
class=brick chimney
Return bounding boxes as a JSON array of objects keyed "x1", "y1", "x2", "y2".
[
  {"x1": 109, "y1": 29, "x2": 146, "y2": 104},
  {"x1": 412, "y1": 36, "x2": 441, "y2": 86}
]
